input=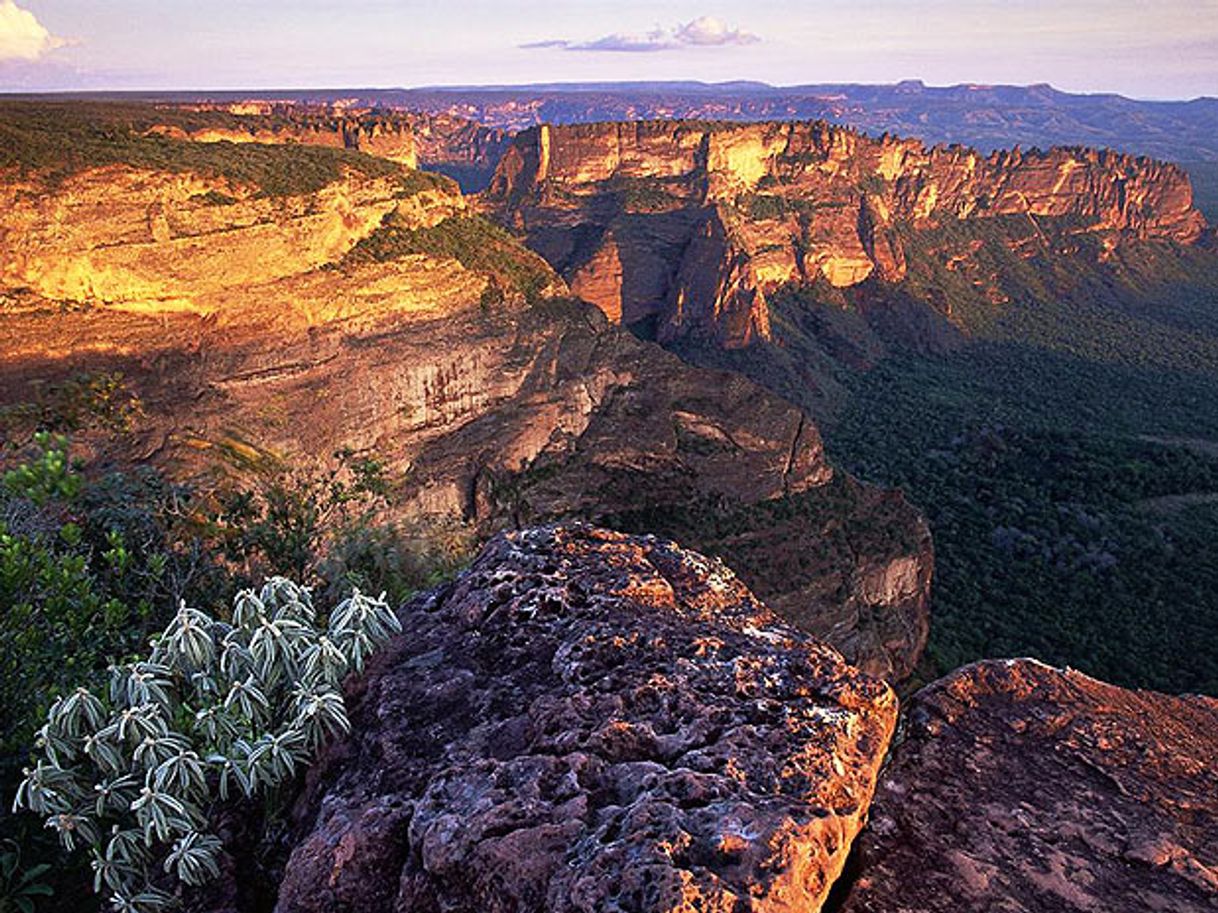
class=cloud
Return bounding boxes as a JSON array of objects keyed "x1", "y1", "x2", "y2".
[
  {"x1": 0, "y1": 0, "x2": 68, "y2": 62},
  {"x1": 524, "y1": 16, "x2": 759, "y2": 53}
]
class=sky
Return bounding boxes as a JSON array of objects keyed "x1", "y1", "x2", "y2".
[{"x1": 0, "y1": 1, "x2": 1215, "y2": 99}]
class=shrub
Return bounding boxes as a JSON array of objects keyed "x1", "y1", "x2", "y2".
[
  {"x1": 343, "y1": 214, "x2": 554, "y2": 300},
  {"x1": 210, "y1": 449, "x2": 391, "y2": 585},
  {"x1": 12, "y1": 579, "x2": 400, "y2": 913},
  {"x1": 0, "y1": 839, "x2": 52, "y2": 913}
]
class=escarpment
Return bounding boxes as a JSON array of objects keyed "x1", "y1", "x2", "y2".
[
  {"x1": 270, "y1": 525, "x2": 899, "y2": 913},
  {"x1": 484, "y1": 120, "x2": 1207, "y2": 348},
  {"x1": 0, "y1": 129, "x2": 932, "y2": 681},
  {"x1": 148, "y1": 106, "x2": 512, "y2": 189}
]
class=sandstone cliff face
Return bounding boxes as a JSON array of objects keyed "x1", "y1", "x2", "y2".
[
  {"x1": 842, "y1": 659, "x2": 1218, "y2": 912},
  {"x1": 0, "y1": 153, "x2": 932, "y2": 680},
  {"x1": 485, "y1": 121, "x2": 1207, "y2": 346},
  {"x1": 150, "y1": 108, "x2": 511, "y2": 189},
  {"x1": 0, "y1": 166, "x2": 460, "y2": 313},
  {"x1": 269, "y1": 525, "x2": 898, "y2": 913},
  {"x1": 150, "y1": 115, "x2": 419, "y2": 167}
]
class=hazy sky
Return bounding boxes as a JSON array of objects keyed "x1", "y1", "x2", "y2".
[{"x1": 1, "y1": 1, "x2": 1215, "y2": 99}]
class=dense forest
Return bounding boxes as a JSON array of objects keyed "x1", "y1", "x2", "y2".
[{"x1": 824, "y1": 256, "x2": 1218, "y2": 694}]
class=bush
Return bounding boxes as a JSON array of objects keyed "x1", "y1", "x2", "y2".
[
  {"x1": 12, "y1": 579, "x2": 400, "y2": 913},
  {"x1": 343, "y1": 214, "x2": 554, "y2": 300}
]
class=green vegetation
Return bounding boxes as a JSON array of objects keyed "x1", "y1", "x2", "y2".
[
  {"x1": 345, "y1": 213, "x2": 554, "y2": 298},
  {"x1": 0, "y1": 102, "x2": 407, "y2": 197},
  {"x1": 741, "y1": 193, "x2": 847, "y2": 221},
  {"x1": 815, "y1": 225, "x2": 1218, "y2": 694},
  {"x1": 602, "y1": 472, "x2": 923, "y2": 601},
  {"x1": 13, "y1": 579, "x2": 399, "y2": 913},
  {"x1": 604, "y1": 174, "x2": 686, "y2": 212},
  {"x1": 0, "y1": 380, "x2": 472, "y2": 911}
]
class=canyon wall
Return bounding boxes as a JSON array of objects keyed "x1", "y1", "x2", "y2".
[
  {"x1": 0, "y1": 147, "x2": 931, "y2": 681},
  {"x1": 149, "y1": 107, "x2": 511, "y2": 187},
  {"x1": 485, "y1": 120, "x2": 1207, "y2": 347}
]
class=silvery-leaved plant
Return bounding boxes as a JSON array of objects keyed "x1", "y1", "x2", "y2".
[{"x1": 12, "y1": 579, "x2": 400, "y2": 913}]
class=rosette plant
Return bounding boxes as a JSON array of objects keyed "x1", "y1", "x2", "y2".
[{"x1": 12, "y1": 579, "x2": 400, "y2": 913}]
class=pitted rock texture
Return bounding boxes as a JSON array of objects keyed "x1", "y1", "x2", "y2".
[
  {"x1": 274, "y1": 525, "x2": 898, "y2": 913},
  {"x1": 841, "y1": 659, "x2": 1218, "y2": 912}
]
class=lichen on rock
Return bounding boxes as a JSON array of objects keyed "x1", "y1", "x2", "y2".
[{"x1": 272, "y1": 525, "x2": 898, "y2": 913}]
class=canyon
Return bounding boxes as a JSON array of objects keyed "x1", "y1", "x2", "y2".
[
  {"x1": 0, "y1": 109, "x2": 931, "y2": 681},
  {"x1": 4, "y1": 99, "x2": 1218, "y2": 912}
]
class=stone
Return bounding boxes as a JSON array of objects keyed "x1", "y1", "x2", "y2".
[
  {"x1": 273, "y1": 525, "x2": 898, "y2": 913},
  {"x1": 841, "y1": 659, "x2": 1218, "y2": 912}
]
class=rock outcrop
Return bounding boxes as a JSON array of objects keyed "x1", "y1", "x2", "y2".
[
  {"x1": 0, "y1": 127, "x2": 933, "y2": 680},
  {"x1": 841, "y1": 659, "x2": 1218, "y2": 912},
  {"x1": 0, "y1": 166, "x2": 460, "y2": 312},
  {"x1": 485, "y1": 120, "x2": 1207, "y2": 347},
  {"x1": 149, "y1": 114, "x2": 421, "y2": 166},
  {"x1": 149, "y1": 106, "x2": 512, "y2": 190},
  {"x1": 273, "y1": 525, "x2": 898, "y2": 913}
]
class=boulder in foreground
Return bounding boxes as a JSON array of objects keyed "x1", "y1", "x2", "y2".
[{"x1": 274, "y1": 525, "x2": 898, "y2": 913}]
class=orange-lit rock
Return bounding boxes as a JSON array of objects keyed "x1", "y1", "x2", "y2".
[
  {"x1": 0, "y1": 165, "x2": 464, "y2": 313},
  {"x1": 0, "y1": 147, "x2": 931, "y2": 680},
  {"x1": 485, "y1": 120, "x2": 1206, "y2": 347}
]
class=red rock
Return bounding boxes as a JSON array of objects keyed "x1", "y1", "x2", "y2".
[
  {"x1": 841, "y1": 659, "x2": 1218, "y2": 912},
  {"x1": 486, "y1": 120, "x2": 1207, "y2": 345},
  {"x1": 273, "y1": 525, "x2": 899, "y2": 913}
]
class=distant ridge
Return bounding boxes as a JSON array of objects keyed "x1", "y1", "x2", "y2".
[{"x1": 7, "y1": 80, "x2": 1215, "y2": 162}]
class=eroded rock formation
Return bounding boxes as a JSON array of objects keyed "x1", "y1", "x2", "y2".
[
  {"x1": 842, "y1": 659, "x2": 1218, "y2": 912},
  {"x1": 485, "y1": 120, "x2": 1207, "y2": 347},
  {"x1": 0, "y1": 145, "x2": 932, "y2": 680},
  {"x1": 149, "y1": 107, "x2": 511, "y2": 188},
  {"x1": 272, "y1": 525, "x2": 898, "y2": 913}
]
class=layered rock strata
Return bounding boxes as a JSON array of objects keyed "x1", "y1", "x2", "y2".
[
  {"x1": 0, "y1": 152, "x2": 932, "y2": 680},
  {"x1": 485, "y1": 120, "x2": 1206, "y2": 346}
]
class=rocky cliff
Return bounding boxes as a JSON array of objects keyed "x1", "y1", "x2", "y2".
[
  {"x1": 841, "y1": 659, "x2": 1218, "y2": 912},
  {"x1": 148, "y1": 106, "x2": 511, "y2": 189},
  {"x1": 485, "y1": 120, "x2": 1207, "y2": 347},
  {"x1": 0, "y1": 116, "x2": 932, "y2": 680},
  {"x1": 265, "y1": 525, "x2": 899, "y2": 913},
  {"x1": 195, "y1": 544, "x2": 1218, "y2": 913},
  {"x1": 149, "y1": 114, "x2": 420, "y2": 166}
]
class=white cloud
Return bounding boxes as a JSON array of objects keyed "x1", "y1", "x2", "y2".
[
  {"x1": 523, "y1": 16, "x2": 760, "y2": 53},
  {"x1": 0, "y1": 0, "x2": 67, "y2": 62}
]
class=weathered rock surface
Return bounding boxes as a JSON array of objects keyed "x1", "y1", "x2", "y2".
[
  {"x1": 842, "y1": 659, "x2": 1218, "y2": 912},
  {"x1": 0, "y1": 138, "x2": 932, "y2": 680},
  {"x1": 150, "y1": 105, "x2": 511, "y2": 189},
  {"x1": 485, "y1": 120, "x2": 1207, "y2": 347},
  {"x1": 273, "y1": 525, "x2": 898, "y2": 913}
]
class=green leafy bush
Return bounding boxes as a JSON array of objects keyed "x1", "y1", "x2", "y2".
[
  {"x1": 0, "y1": 437, "x2": 192, "y2": 777},
  {"x1": 344, "y1": 214, "x2": 554, "y2": 299},
  {"x1": 0, "y1": 840, "x2": 52, "y2": 913},
  {"x1": 12, "y1": 579, "x2": 400, "y2": 913}
]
